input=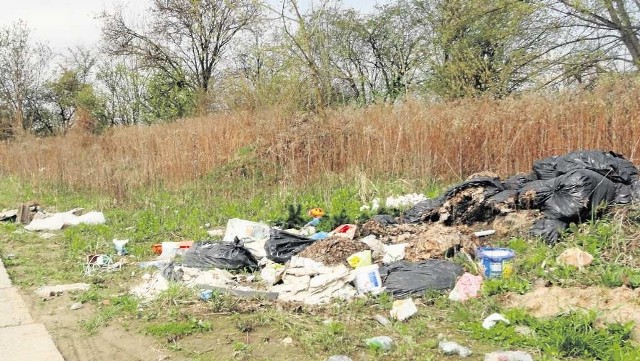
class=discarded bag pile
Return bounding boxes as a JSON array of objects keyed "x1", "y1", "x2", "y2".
[
  {"x1": 129, "y1": 150, "x2": 638, "y2": 305},
  {"x1": 393, "y1": 150, "x2": 639, "y2": 244}
]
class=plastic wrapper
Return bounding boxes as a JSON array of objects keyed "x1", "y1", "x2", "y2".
[
  {"x1": 264, "y1": 229, "x2": 317, "y2": 264},
  {"x1": 181, "y1": 238, "x2": 258, "y2": 270},
  {"x1": 379, "y1": 260, "x2": 463, "y2": 298}
]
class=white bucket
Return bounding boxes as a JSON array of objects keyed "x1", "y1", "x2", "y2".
[{"x1": 353, "y1": 264, "x2": 383, "y2": 294}]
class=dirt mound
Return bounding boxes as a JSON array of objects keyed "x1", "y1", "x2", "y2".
[
  {"x1": 400, "y1": 224, "x2": 483, "y2": 261},
  {"x1": 503, "y1": 286, "x2": 640, "y2": 337},
  {"x1": 297, "y1": 236, "x2": 369, "y2": 265}
]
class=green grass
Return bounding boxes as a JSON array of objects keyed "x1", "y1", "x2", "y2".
[{"x1": 3, "y1": 170, "x2": 640, "y2": 360}]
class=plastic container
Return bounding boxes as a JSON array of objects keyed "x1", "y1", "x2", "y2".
[
  {"x1": 353, "y1": 264, "x2": 382, "y2": 293},
  {"x1": 222, "y1": 218, "x2": 271, "y2": 243},
  {"x1": 347, "y1": 250, "x2": 372, "y2": 268},
  {"x1": 477, "y1": 247, "x2": 515, "y2": 278}
]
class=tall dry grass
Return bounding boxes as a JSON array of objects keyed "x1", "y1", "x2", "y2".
[{"x1": 0, "y1": 78, "x2": 639, "y2": 197}]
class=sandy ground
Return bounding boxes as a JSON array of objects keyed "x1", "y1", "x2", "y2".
[
  {"x1": 504, "y1": 285, "x2": 640, "y2": 337},
  {"x1": 21, "y1": 291, "x2": 178, "y2": 361}
]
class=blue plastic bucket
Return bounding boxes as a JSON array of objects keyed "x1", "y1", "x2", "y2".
[{"x1": 477, "y1": 247, "x2": 515, "y2": 279}]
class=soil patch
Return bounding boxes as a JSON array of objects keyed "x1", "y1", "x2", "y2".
[
  {"x1": 298, "y1": 235, "x2": 369, "y2": 265},
  {"x1": 503, "y1": 286, "x2": 640, "y2": 337}
]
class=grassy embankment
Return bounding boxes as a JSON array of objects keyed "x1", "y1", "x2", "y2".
[{"x1": 1, "y1": 79, "x2": 640, "y2": 360}]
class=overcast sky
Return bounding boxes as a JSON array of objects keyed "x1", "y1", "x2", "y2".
[{"x1": 1, "y1": 0, "x2": 387, "y2": 52}]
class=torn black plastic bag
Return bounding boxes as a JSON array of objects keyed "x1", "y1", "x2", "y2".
[
  {"x1": 264, "y1": 229, "x2": 316, "y2": 263},
  {"x1": 182, "y1": 238, "x2": 258, "y2": 270},
  {"x1": 486, "y1": 189, "x2": 517, "y2": 213},
  {"x1": 379, "y1": 260, "x2": 463, "y2": 298},
  {"x1": 519, "y1": 169, "x2": 616, "y2": 222},
  {"x1": 401, "y1": 198, "x2": 443, "y2": 223},
  {"x1": 370, "y1": 214, "x2": 398, "y2": 226},
  {"x1": 440, "y1": 177, "x2": 505, "y2": 225},
  {"x1": 502, "y1": 173, "x2": 537, "y2": 191},
  {"x1": 529, "y1": 218, "x2": 568, "y2": 245},
  {"x1": 533, "y1": 150, "x2": 638, "y2": 185}
]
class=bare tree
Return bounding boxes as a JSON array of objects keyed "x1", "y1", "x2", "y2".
[
  {"x1": 0, "y1": 21, "x2": 51, "y2": 134},
  {"x1": 546, "y1": 0, "x2": 640, "y2": 69},
  {"x1": 101, "y1": 0, "x2": 261, "y2": 93}
]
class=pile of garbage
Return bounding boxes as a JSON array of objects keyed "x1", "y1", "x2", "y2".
[
  {"x1": 396, "y1": 150, "x2": 639, "y2": 244},
  {"x1": 128, "y1": 150, "x2": 639, "y2": 305}
]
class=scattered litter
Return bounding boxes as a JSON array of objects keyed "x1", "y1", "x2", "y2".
[
  {"x1": 482, "y1": 313, "x2": 510, "y2": 329},
  {"x1": 379, "y1": 260, "x2": 463, "y2": 298},
  {"x1": 347, "y1": 250, "x2": 372, "y2": 268},
  {"x1": 364, "y1": 336, "x2": 394, "y2": 351},
  {"x1": 439, "y1": 340, "x2": 472, "y2": 357},
  {"x1": 35, "y1": 283, "x2": 91, "y2": 299},
  {"x1": 353, "y1": 264, "x2": 383, "y2": 294},
  {"x1": 265, "y1": 229, "x2": 316, "y2": 263},
  {"x1": 70, "y1": 302, "x2": 83, "y2": 310},
  {"x1": 200, "y1": 289, "x2": 214, "y2": 301},
  {"x1": 373, "y1": 314, "x2": 391, "y2": 326},
  {"x1": 390, "y1": 298, "x2": 418, "y2": 321},
  {"x1": 281, "y1": 337, "x2": 293, "y2": 345},
  {"x1": 402, "y1": 224, "x2": 481, "y2": 262},
  {"x1": 449, "y1": 272, "x2": 483, "y2": 302},
  {"x1": 84, "y1": 254, "x2": 124, "y2": 276},
  {"x1": 130, "y1": 273, "x2": 169, "y2": 302},
  {"x1": 222, "y1": 218, "x2": 271, "y2": 258},
  {"x1": 260, "y1": 261, "x2": 286, "y2": 285},
  {"x1": 181, "y1": 239, "x2": 258, "y2": 270},
  {"x1": 382, "y1": 243, "x2": 406, "y2": 264},
  {"x1": 330, "y1": 224, "x2": 357, "y2": 239},
  {"x1": 0, "y1": 208, "x2": 18, "y2": 222},
  {"x1": 113, "y1": 239, "x2": 129, "y2": 256},
  {"x1": 529, "y1": 218, "x2": 567, "y2": 244},
  {"x1": 359, "y1": 235, "x2": 384, "y2": 259},
  {"x1": 298, "y1": 235, "x2": 369, "y2": 266},
  {"x1": 272, "y1": 259, "x2": 356, "y2": 304},
  {"x1": 557, "y1": 247, "x2": 593, "y2": 268},
  {"x1": 474, "y1": 230, "x2": 495, "y2": 237},
  {"x1": 484, "y1": 351, "x2": 533, "y2": 361},
  {"x1": 477, "y1": 247, "x2": 515, "y2": 279},
  {"x1": 327, "y1": 356, "x2": 352, "y2": 361},
  {"x1": 25, "y1": 209, "x2": 106, "y2": 231}
]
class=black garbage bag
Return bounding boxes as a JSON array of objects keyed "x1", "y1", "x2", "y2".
[
  {"x1": 529, "y1": 218, "x2": 568, "y2": 244},
  {"x1": 161, "y1": 262, "x2": 184, "y2": 282},
  {"x1": 502, "y1": 173, "x2": 537, "y2": 191},
  {"x1": 519, "y1": 169, "x2": 616, "y2": 222},
  {"x1": 182, "y1": 238, "x2": 258, "y2": 270},
  {"x1": 486, "y1": 189, "x2": 517, "y2": 213},
  {"x1": 370, "y1": 214, "x2": 398, "y2": 226},
  {"x1": 439, "y1": 177, "x2": 505, "y2": 225},
  {"x1": 533, "y1": 150, "x2": 638, "y2": 185},
  {"x1": 615, "y1": 183, "x2": 633, "y2": 204},
  {"x1": 401, "y1": 198, "x2": 443, "y2": 223},
  {"x1": 441, "y1": 177, "x2": 504, "y2": 200},
  {"x1": 379, "y1": 260, "x2": 463, "y2": 298},
  {"x1": 264, "y1": 229, "x2": 316, "y2": 264}
]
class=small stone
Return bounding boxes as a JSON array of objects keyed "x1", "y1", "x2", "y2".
[
  {"x1": 281, "y1": 337, "x2": 293, "y2": 345},
  {"x1": 102, "y1": 299, "x2": 111, "y2": 306},
  {"x1": 439, "y1": 341, "x2": 472, "y2": 357},
  {"x1": 70, "y1": 302, "x2": 84, "y2": 310},
  {"x1": 373, "y1": 314, "x2": 391, "y2": 326}
]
